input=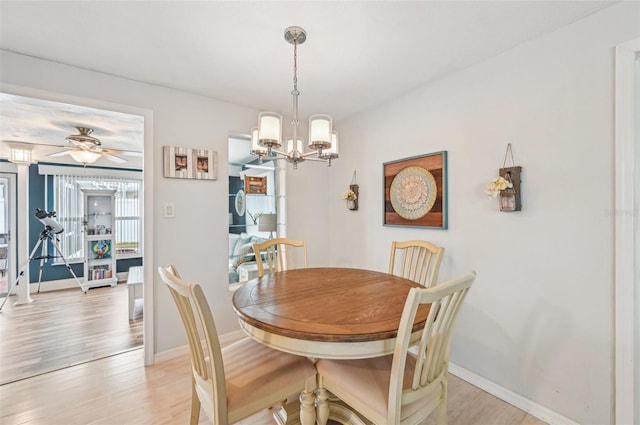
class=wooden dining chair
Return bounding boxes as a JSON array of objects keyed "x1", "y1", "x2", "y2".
[
  {"x1": 253, "y1": 237, "x2": 308, "y2": 278},
  {"x1": 388, "y1": 240, "x2": 444, "y2": 288},
  {"x1": 158, "y1": 265, "x2": 317, "y2": 425},
  {"x1": 315, "y1": 271, "x2": 476, "y2": 425}
]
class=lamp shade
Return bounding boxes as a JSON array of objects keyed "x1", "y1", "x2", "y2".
[
  {"x1": 308, "y1": 114, "x2": 332, "y2": 150},
  {"x1": 69, "y1": 150, "x2": 101, "y2": 164},
  {"x1": 258, "y1": 112, "x2": 282, "y2": 147},
  {"x1": 258, "y1": 213, "x2": 277, "y2": 232}
]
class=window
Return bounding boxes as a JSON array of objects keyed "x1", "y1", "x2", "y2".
[{"x1": 52, "y1": 175, "x2": 142, "y2": 263}]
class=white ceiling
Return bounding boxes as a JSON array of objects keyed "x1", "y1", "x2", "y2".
[{"x1": 0, "y1": 1, "x2": 618, "y2": 166}]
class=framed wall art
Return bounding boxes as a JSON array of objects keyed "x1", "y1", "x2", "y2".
[
  {"x1": 163, "y1": 146, "x2": 218, "y2": 180},
  {"x1": 383, "y1": 151, "x2": 448, "y2": 229},
  {"x1": 244, "y1": 176, "x2": 267, "y2": 194}
]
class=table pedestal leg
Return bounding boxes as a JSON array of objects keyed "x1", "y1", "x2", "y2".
[
  {"x1": 299, "y1": 388, "x2": 316, "y2": 425},
  {"x1": 316, "y1": 387, "x2": 329, "y2": 425}
]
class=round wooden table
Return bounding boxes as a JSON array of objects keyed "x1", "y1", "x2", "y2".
[
  {"x1": 232, "y1": 267, "x2": 429, "y2": 359},
  {"x1": 233, "y1": 267, "x2": 430, "y2": 425}
]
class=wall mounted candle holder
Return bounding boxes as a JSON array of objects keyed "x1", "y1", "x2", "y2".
[
  {"x1": 497, "y1": 143, "x2": 522, "y2": 212},
  {"x1": 343, "y1": 171, "x2": 359, "y2": 211}
]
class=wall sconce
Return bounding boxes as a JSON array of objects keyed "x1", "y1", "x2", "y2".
[
  {"x1": 499, "y1": 143, "x2": 522, "y2": 212},
  {"x1": 341, "y1": 170, "x2": 359, "y2": 211},
  {"x1": 10, "y1": 147, "x2": 32, "y2": 164}
]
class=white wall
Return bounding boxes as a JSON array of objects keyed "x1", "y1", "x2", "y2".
[
  {"x1": 317, "y1": 3, "x2": 639, "y2": 424},
  {"x1": 0, "y1": 50, "x2": 259, "y2": 353}
]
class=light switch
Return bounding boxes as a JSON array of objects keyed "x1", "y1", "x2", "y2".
[{"x1": 164, "y1": 202, "x2": 175, "y2": 218}]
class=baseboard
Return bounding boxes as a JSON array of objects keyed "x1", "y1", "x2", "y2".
[
  {"x1": 448, "y1": 363, "x2": 580, "y2": 425},
  {"x1": 152, "y1": 339, "x2": 578, "y2": 425},
  {"x1": 28, "y1": 277, "x2": 84, "y2": 293},
  {"x1": 26, "y1": 273, "x2": 128, "y2": 293},
  {"x1": 154, "y1": 329, "x2": 245, "y2": 363},
  {"x1": 154, "y1": 344, "x2": 190, "y2": 363}
]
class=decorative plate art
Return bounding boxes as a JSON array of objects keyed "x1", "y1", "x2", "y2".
[
  {"x1": 389, "y1": 166, "x2": 437, "y2": 220},
  {"x1": 383, "y1": 151, "x2": 448, "y2": 229},
  {"x1": 235, "y1": 189, "x2": 246, "y2": 216}
]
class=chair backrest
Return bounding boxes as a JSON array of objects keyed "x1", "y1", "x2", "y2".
[
  {"x1": 388, "y1": 271, "x2": 476, "y2": 424},
  {"x1": 388, "y1": 240, "x2": 444, "y2": 288},
  {"x1": 253, "y1": 237, "x2": 308, "y2": 278},
  {"x1": 157, "y1": 265, "x2": 228, "y2": 423}
]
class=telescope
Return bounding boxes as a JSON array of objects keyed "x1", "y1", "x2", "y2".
[{"x1": 35, "y1": 209, "x2": 64, "y2": 234}]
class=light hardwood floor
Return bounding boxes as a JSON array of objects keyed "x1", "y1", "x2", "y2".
[
  {"x1": 0, "y1": 283, "x2": 143, "y2": 385},
  {"x1": 0, "y1": 283, "x2": 546, "y2": 424},
  {"x1": 0, "y1": 346, "x2": 547, "y2": 425}
]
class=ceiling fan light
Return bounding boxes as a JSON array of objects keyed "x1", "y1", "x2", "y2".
[{"x1": 69, "y1": 150, "x2": 101, "y2": 164}]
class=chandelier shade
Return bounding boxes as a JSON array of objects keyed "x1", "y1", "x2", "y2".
[
  {"x1": 321, "y1": 132, "x2": 339, "y2": 160},
  {"x1": 251, "y1": 127, "x2": 267, "y2": 156},
  {"x1": 286, "y1": 138, "x2": 304, "y2": 156},
  {"x1": 309, "y1": 114, "x2": 332, "y2": 150},
  {"x1": 258, "y1": 112, "x2": 283, "y2": 147},
  {"x1": 251, "y1": 26, "x2": 340, "y2": 169}
]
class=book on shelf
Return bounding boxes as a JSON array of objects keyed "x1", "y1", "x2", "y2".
[{"x1": 89, "y1": 265, "x2": 113, "y2": 281}]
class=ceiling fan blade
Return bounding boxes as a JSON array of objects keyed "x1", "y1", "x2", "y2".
[
  {"x1": 46, "y1": 149, "x2": 74, "y2": 157},
  {"x1": 102, "y1": 147, "x2": 142, "y2": 157},
  {"x1": 122, "y1": 151, "x2": 143, "y2": 157},
  {"x1": 102, "y1": 152, "x2": 128, "y2": 164}
]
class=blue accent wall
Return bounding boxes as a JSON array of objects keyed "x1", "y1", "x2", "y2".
[{"x1": 26, "y1": 163, "x2": 142, "y2": 284}]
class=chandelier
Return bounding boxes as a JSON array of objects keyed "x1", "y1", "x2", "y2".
[{"x1": 251, "y1": 26, "x2": 339, "y2": 169}]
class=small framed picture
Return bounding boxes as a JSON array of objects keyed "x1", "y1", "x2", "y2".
[
  {"x1": 163, "y1": 146, "x2": 218, "y2": 180},
  {"x1": 244, "y1": 176, "x2": 267, "y2": 194}
]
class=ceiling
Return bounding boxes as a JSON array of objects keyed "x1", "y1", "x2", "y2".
[{"x1": 0, "y1": 1, "x2": 618, "y2": 166}]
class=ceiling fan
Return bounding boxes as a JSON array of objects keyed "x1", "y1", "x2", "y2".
[{"x1": 47, "y1": 127, "x2": 137, "y2": 164}]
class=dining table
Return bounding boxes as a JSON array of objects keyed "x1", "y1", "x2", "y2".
[{"x1": 232, "y1": 267, "x2": 431, "y2": 425}]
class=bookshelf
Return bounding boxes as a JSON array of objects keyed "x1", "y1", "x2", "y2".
[{"x1": 82, "y1": 189, "x2": 117, "y2": 289}]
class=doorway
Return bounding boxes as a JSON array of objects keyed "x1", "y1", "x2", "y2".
[{"x1": 0, "y1": 91, "x2": 150, "y2": 384}]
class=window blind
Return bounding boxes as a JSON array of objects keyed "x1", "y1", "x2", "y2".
[{"x1": 52, "y1": 175, "x2": 142, "y2": 263}]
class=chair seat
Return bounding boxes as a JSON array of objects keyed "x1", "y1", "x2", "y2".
[
  {"x1": 223, "y1": 337, "x2": 316, "y2": 422},
  {"x1": 317, "y1": 354, "x2": 433, "y2": 425}
]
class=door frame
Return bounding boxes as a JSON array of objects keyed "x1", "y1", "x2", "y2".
[
  {"x1": 1, "y1": 83, "x2": 155, "y2": 366},
  {"x1": 0, "y1": 169, "x2": 17, "y2": 292},
  {"x1": 614, "y1": 37, "x2": 639, "y2": 425}
]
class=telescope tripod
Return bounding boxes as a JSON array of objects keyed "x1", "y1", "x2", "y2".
[{"x1": 0, "y1": 229, "x2": 86, "y2": 311}]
